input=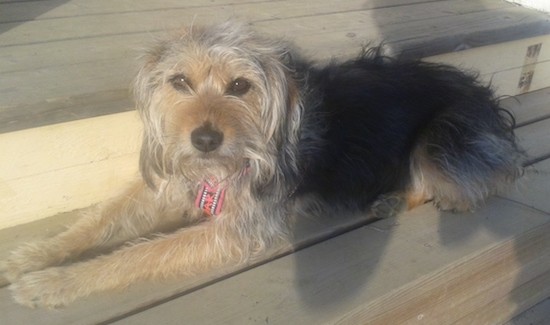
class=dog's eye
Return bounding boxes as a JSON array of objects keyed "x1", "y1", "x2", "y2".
[
  {"x1": 169, "y1": 74, "x2": 191, "y2": 92},
  {"x1": 227, "y1": 78, "x2": 251, "y2": 96}
]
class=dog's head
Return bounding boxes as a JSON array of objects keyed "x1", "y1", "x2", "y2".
[{"x1": 133, "y1": 22, "x2": 302, "y2": 189}]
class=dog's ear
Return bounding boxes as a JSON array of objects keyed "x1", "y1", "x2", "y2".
[
  {"x1": 260, "y1": 47, "x2": 303, "y2": 146},
  {"x1": 133, "y1": 40, "x2": 171, "y2": 189},
  {"x1": 254, "y1": 47, "x2": 304, "y2": 189},
  {"x1": 133, "y1": 40, "x2": 169, "y2": 114}
]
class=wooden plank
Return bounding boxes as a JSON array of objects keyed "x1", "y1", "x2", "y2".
[
  {"x1": 480, "y1": 59, "x2": 550, "y2": 100},
  {"x1": 0, "y1": 0, "x2": 443, "y2": 24},
  {"x1": 0, "y1": 0, "x2": 422, "y2": 46},
  {"x1": 384, "y1": 8, "x2": 550, "y2": 59},
  {"x1": 0, "y1": 60, "x2": 134, "y2": 109},
  {"x1": 0, "y1": 33, "x2": 145, "y2": 74},
  {"x1": 0, "y1": 111, "x2": 140, "y2": 181},
  {"x1": 250, "y1": 5, "x2": 550, "y2": 58},
  {"x1": 0, "y1": 1, "x2": 520, "y2": 76},
  {"x1": 426, "y1": 35, "x2": 550, "y2": 96},
  {"x1": 426, "y1": 35, "x2": 550, "y2": 77},
  {"x1": 458, "y1": 272, "x2": 550, "y2": 325},
  {"x1": 0, "y1": 90, "x2": 133, "y2": 134},
  {"x1": 0, "y1": 0, "x2": 528, "y2": 48},
  {"x1": 111, "y1": 198, "x2": 550, "y2": 325},
  {"x1": 0, "y1": 154, "x2": 139, "y2": 229},
  {"x1": 0, "y1": 0, "x2": 272, "y2": 23},
  {"x1": 338, "y1": 220, "x2": 550, "y2": 325},
  {"x1": 0, "y1": 1, "x2": 517, "y2": 74},
  {"x1": 0, "y1": 111, "x2": 141, "y2": 228}
]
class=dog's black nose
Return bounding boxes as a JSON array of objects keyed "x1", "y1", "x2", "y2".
[{"x1": 191, "y1": 124, "x2": 224, "y2": 152}]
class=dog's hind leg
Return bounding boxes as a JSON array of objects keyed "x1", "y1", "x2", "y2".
[
  {"x1": 1, "y1": 179, "x2": 184, "y2": 283},
  {"x1": 407, "y1": 147, "x2": 477, "y2": 212}
]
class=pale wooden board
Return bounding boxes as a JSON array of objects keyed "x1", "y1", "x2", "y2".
[
  {"x1": 112, "y1": 198, "x2": 550, "y2": 325},
  {"x1": 0, "y1": 111, "x2": 141, "y2": 228},
  {"x1": 0, "y1": 111, "x2": 140, "y2": 179},
  {"x1": 482, "y1": 59, "x2": 550, "y2": 99},
  {"x1": 426, "y1": 34, "x2": 550, "y2": 77},
  {"x1": 0, "y1": 154, "x2": 139, "y2": 229},
  {"x1": 426, "y1": 34, "x2": 550, "y2": 96}
]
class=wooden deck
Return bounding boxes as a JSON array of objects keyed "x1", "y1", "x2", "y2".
[{"x1": 1, "y1": 0, "x2": 550, "y2": 324}]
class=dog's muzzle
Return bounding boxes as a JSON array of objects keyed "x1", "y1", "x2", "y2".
[{"x1": 191, "y1": 123, "x2": 224, "y2": 153}]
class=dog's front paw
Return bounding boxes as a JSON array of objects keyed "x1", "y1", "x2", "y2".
[
  {"x1": 1, "y1": 242, "x2": 57, "y2": 283},
  {"x1": 10, "y1": 268, "x2": 77, "y2": 309}
]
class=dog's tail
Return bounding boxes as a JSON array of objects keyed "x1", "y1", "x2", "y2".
[{"x1": 407, "y1": 70, "x2": 524, "y2": 211}]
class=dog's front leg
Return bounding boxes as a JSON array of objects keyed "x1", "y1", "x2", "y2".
[
  {"x1": 9, "y1": 220, "x2": 248, "y2": 308},
  {"x1": 1, "y1": 179, "x2": 183, "y2": 283}
]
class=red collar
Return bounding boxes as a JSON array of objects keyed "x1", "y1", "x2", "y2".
[
  {"x1": 195, "y1": 178, "x2": 226, "y2": 217},
  {"x1": 194, "y1": 161, "x2": 250, "y2": 217}
]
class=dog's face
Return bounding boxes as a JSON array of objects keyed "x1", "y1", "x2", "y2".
[
  {"x1": 134, "y1": 23, "x2": 301, "y2": 187},
  {"x1": 147, "y1": 41, "x2": 266, "y2": 181}
]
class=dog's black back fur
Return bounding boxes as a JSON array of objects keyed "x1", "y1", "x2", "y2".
[{"x1": 292, "y1": 51, "x2": 519, "y2": 210}]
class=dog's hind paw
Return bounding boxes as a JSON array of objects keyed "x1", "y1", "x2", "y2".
[
  {"x1": 433, "y1": 198, "x2": 476, "y2": 213},
  {"x1": 370, "y1": 194, "x2": 405, "y2": 219}
]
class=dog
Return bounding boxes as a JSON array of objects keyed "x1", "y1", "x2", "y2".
[{"x1": 1, "y1": 22, "x2": 523, "y2": 308}]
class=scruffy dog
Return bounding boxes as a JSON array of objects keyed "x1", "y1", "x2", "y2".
[{"x1": 2, "y1": 22, "x2": 522, "y2": 308}]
